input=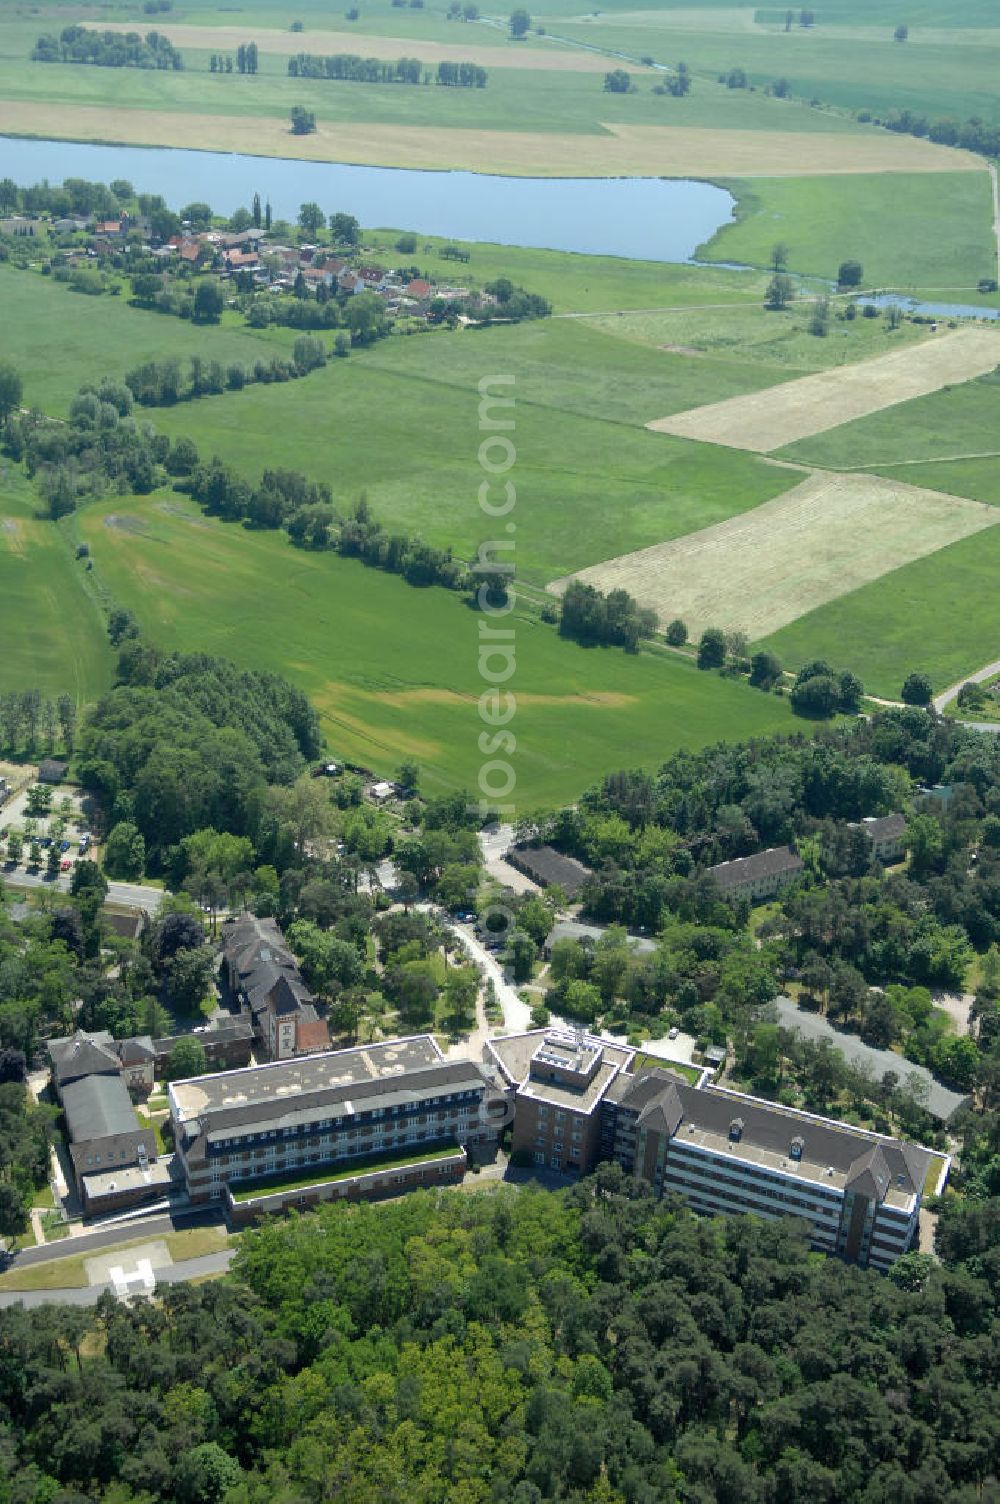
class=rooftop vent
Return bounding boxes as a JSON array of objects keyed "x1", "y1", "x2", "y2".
[
  {"x1": 790, "y1": 1136, "x2": 804, "y2": 1162},
  {"x1": 728, "y1": 1117, "x2": 744, "y2": 1143}
]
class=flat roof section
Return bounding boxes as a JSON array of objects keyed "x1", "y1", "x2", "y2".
[{"x1": 171, "y1": 1034, "x2": 443, "y2": 1125}]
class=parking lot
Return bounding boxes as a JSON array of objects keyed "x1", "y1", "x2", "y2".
[{"x1": 0, "y1": 772, "x2": 93, "y2": 876}]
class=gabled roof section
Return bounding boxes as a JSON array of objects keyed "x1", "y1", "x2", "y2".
[
  {"x1": 637, "y1": 1082, "x2": 684, "y2": 1138},
  {"x1": 49, "y1": 1030, "x2": 120, "y2": 1086},
  {"x1": 845, "y1": 1144, "x2": 892, "y2": 1202}
]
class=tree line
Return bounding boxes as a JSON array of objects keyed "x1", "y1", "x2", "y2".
[
  {"x1": 0, "y1": 692, "x2": 76, "y2": 757},
  {"x1": 185, "y1": 461, "x2": 470, "y2": 591},
  {"x1": 32, "y1": 25, "x2": 184, "y2": 69},
  {"x1": 555, "y1": 579, "x2": 658, "y2": 652},
  {"x1": 287, "y1": 51, "x2": 488, "y2": 86},
  {"x1": 123, "y1": 338, "x2": 329, "y2": 407}
]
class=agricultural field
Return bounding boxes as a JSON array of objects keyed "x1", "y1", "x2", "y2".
[
  {"x1": 649, "y1": 328, "x2": 1000, "y2": 453},
  {"x1": 0, "y1": 465, "x2": 110, "y2": 705},
  {"x1": 551, "y1": 471, "x2": 999, "y2": 640},
  {"x1": 779, "y1": 366, "x2": 1000, "y2": 470},
  {"x1": 762, "y1": 524, "x2": 1000, "y2": 701},
  {"x1": 74, "y1": 492, "x2": 794, "y2": 806}
]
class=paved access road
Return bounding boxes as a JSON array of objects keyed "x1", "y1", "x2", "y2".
[
  {"x1": 0, "y1": 1249, "x2": 235, "y2": 1309},
  {"x1": 6, "y1": 869, "x2": 165, "y2": 913}
]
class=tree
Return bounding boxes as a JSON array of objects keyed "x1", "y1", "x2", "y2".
[
  {"x1": 901, "y1": 670, "x2": 933, "y2": 706},
  {"x1": 328, "y1": 211, "x2": 360, "y2": 245},
  {"x1": 290, "y1": 105, "x2": 316, "y2": 135},
  {"x1": 298, "y1": 201, "x2": 325, "y2": 237},
  {"x1": 765, "y1": 273, "x2": 794, "y2": 310},
  {"x1": 166, "y1": 946, "x2": 214, "y2": 1014},
  {"x1": 104, "y1": 822, "x2": 146, "y2": 879},
  {"x1": 665, "y1": 618, "x2": 688, "y2": 647},
  {"x1": 771, "y1": 242, "x2": 789, "y2": 272},
  {"x1": 510, "y1": 8, "x2": 531, "y2": 37},
  {"x1": 165, "y1": 1036, "x2": 208, "y2": 1081},
  {"x1": 604, "y1": 69, "x2": 632, "y2": 93},
  {"x1": 894, "y1": 23, "x2": 908, "y2": 41},
  {"x1": 0, "y1": 362, "x2": 22, "y2": 426},
  {"x1": 503, "y1": 929, "x2": 536, "y2": 984},
  {"x1": 193, "y1": 280, "x2": 224, "y2": 323},
  {"x1": 749, "y1": 650, "x2": 782, "y2": 690},
  {"x1": 837, "y1": 258, "x2": 863, "y2": 288},
  {"x1": 252, "y1": 191, "x2": 261, "y2": 227},
  {"x1": 808, "y1": 294, "x2": 830, "y2": 336},
  {"x1": 396, "y1": 761, "x2": 420, "y2": 796},
  {"x1": 697, "y1": 627, "x2": 727, "y2": 669}
]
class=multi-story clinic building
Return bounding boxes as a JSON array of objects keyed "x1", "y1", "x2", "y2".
[
  {"x1": 487, "y1": 1030, "x2": 942, "y2": 1272},
  {"x1": 168, "y1": 1034, "x2": 501, "y2": 1221}
]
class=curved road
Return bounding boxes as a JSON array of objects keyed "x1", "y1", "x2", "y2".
[{"x1": 933, "y1": 659, "x2": 1000, "y2": 714}]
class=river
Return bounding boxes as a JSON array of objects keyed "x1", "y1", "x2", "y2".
[{"x1": 0, "y1": 133, "x2": 734, "y2": 263}]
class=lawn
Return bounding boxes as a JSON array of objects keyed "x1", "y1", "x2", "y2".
[
  {"x1": 629, "y1": 1053, "x2": 703, "y2": 1085},
  {"x1": 761, "y1": 524, "x2": 1000, "y2": 698},
  {"x1": 779, "y1": 368, "x2": 1000, "y2": 470},
  {"x1": 0, "y1": 465, "x2": 111, "y2": 704},
  {"x1": 698, "y1": 173, "x2": 995, "y2": 288},
  {"x1": 231, "y1": 1141, "x2": 462, "y2": 1200},
  {"x1": 76, "y1": 491, "x2": 795, "y2": 806}
]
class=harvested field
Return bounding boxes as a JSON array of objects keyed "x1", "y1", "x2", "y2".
[
  {"x1": 648, "y1": 328, "x2": 1000, "y2": 453},
  {"x1": 98, "y1": 21, "x2": 627, "y2": 73},
  {"x1": 0, "y1": 103, "x2": 982, "y2": 177},
  {"x1": 549, "y1": 471, "x2": 1000, "y2": 640}
]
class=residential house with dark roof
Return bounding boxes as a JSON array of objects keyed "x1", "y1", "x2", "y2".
[
  {"x1": 506, "y1": 844, "x2": 592, "y2": 898},
  {"x1": 859, "y1": 813, "x2": 907, "y2": 863},
  {"x1": 707, "y1": 845, "x2": 804, "y2": 902},
  {"x1": 37, "y1": 758, "x2": 68, "y2": 784}
]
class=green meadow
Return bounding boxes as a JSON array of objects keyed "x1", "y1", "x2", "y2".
[
  {"x1": 76, "y1": 493, "x2": 794, "y2": 805},
  {"x1": 0, "y1": 467, "x2": 110, "y2": 704},
  {"x1": 762, "y1": 524, "x2": 1000, "y2": 700},
  {"x1": 698, "y1": 174, "x2": 996, "y2": 287},
  {"x1": 148, "y1": 315, "x2": 798, "y2": 584}
]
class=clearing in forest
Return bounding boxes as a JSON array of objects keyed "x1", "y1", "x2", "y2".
[
  {"x1": 647, "y1": 328, "x2": 1000, "y2": 453},
  {"x1": 548, "y1": 471, "x2": 1000, "y2": 640}
]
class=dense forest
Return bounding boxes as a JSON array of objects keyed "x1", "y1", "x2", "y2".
[{"x1": 2, "y1": 1178, "x2": 1000, "y2": 1500}]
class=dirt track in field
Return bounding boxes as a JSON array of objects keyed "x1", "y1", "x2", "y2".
[
  {"x1": 98, "y1": 20, "x2": 627, "y2": 72},
  {"x1": 548, "y1": 471, "x2": 1000, "y2": 640},
  {"x1": 0, "y1": 102, "x2": 984, "y2": 178},
  {"x1": 648, "y1": 327, "x2": 1000, "y2": 452}
]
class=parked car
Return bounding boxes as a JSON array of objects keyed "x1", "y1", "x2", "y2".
[
  {"x1": 59, "y1": 840, "x2": 70, "y2": 852},
  {"x1": 668, "y1": 1026, "x2": 679, "y2": 1040},
  {"x1": 60, "y1": 859, "x2": 71, "y2": 871}
]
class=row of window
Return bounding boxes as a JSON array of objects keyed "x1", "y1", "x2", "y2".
[{"x1": 212, "y1": 1099, "x2": 480, "y2": 1153}]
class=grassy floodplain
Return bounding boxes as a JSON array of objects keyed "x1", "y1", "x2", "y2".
[
  {"x1": 75, "y1": 492, "x2": 795, "y2": 805},
  {"x1": 698, "y1": 173, "x2": 996, "y2": 287}
]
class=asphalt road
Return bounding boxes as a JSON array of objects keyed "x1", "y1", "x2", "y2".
[
  {"x1": 5, "y1": 869, "x2": 165, "y2": 913},
  {"x1": 10, "y1": 1205, "x2": 222, "y2": 1269}
]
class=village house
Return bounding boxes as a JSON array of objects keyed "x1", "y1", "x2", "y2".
[{"x1": 858, "y1": 813, "x2": 907, "y2": 863}]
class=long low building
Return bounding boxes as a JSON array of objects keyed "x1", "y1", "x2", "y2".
[
  {"x1": 168, "y1": 1034, "x2": 503, "y2": 1218},
  {"x1": 486, "y1": 1029, "x2": 943, "y2": 1272}
]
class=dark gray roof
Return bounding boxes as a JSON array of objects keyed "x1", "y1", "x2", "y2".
[
  {"x1": 508, "y1": 845, "x2": 592, "y2": 897},
  {"x1": 618, "y1": 1068, "x2": 929, "y2": 1200},
  {"x1": 37, "y1": 759, "x2": 68, "y2": 783},
  {"x1": 861, "y1": 814, "x2": 907, "y2": 843},
  {"x1": 49, "y1": 1031, "x2": 119, "y2": 1087},
  {"x1": 845, "y1": 1144, "x2": 892, "y2": 1200},
  {"x1": 117, "y1": 1035, "x2": 155, "y2": 1065},
  {"x1": 707, "y1": 846, "x2": 803, "y2": 891},
  {"x1": 545, "y1": 920, "x2": 656, "y2": 956},
  {"x1": 62, "y1": 1074, "x2": 139, "y2": 1143},
  {"x1": 178, "y1": 1059, "x2": 490, "y2": 1163},
  {"x1": 637, "y1": 1083, "x2": 684, "y2": 1137}
]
